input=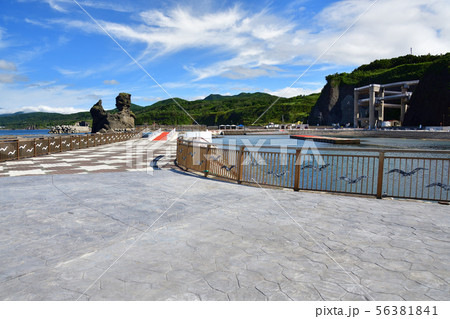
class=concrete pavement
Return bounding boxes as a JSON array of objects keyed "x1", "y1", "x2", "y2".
[
  {"x1": 0, "y1": 136, "x2": 178, "y2": 177},
  {"x1": 0, "y1": 169, "x2": 448, "y2": 300}
]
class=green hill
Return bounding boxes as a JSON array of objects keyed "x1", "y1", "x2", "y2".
[
  {"x1": 309, "y1": 53, "x2": 449, "y2": 125},
  {"x1": 2, "y1": 53, "x2": 447, "y2": 129},
  {"x1": 133, "y1": 92, "x2": 319, "y2": 126},
  {"x1": 0, "y1": 93, "x2": 320, "y2": 128},
  {"x1": 0, "y1": 111, "x2": 92, "y2": 129}
]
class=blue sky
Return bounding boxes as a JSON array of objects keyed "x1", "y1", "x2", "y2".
[{"x1": 0, "y1": 0, "x2": 449, "y2": 114}]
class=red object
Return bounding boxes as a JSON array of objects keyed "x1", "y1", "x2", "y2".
[{"x1": 153, "y1": 132, "x2": 169, "y2": 141}]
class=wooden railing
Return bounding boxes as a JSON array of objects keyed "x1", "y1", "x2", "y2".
[
  {"x1": 176, "y1": 139, "x2": 450, "y2": 202},
  {"x1": 0, "y1": 132, "x2": 139, "y2": 162}
]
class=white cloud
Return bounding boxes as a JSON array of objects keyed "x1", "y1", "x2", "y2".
[
  {"x1": 0, "y1": 74, "x2": 28, "y2": 84},
  {"x1": 264, "y1": 86, "x2": 322, "y2": 98},
  {"x1": 24, "y1": 18, "x2": 52, "y2": 29},
  {"x1": 221, "y1": 64, "x2": 285, "y2": 80},
  {"x1": 17, "y1": 0, "x2": 450, "y2": 88},
  {"x1": 54, "y1": 67, "x2": 97, "y2": 78},
  {"x1": 39, "y1": 0, "x2": 133, "y2": 13},
  {"x1": 0, "y1": 60, "x2": 17, "y2": 71},
  {"x1": 18, "y1": 105, "x2": 87, "y2": 114},
  {"x1": 43, "y1": 0, "x2": 68, "y2": 13},
  {"x1": 62, "y1": 1, "x2": 447, "y2": 80},
  {"x1": 103, "y1": 79, "x2": 119, "y2": 85},
  {"x1": 0, "y1": 82, "x2": 116, "y2": 114}
]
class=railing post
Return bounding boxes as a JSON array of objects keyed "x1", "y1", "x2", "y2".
[
  {"x1": 204, "y1": 144, "x2": 211, "y2": 177},
  {"x1": 376, "y1": 151, "x2": 385, "y2": 199},
  {"x1": 34, "y1": 139, "x2": 37, "y2": 157},
  {"x1": 294, "y1": 149, "x2": 301, "y2": 191},
  {"x1": 237, "y1": 145, "x2": 245, "y2": 184},
  {"x1": 16, "y1": 140, "x2": 20, "y2": 160},
  {"x1": 60, "y1": 136, "x2": 62, "y2": 152}
]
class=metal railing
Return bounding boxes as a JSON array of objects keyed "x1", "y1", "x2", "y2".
[
  {"x1": 176, "y1": 139, "x2": 450, "y2": 202},
  {"x1": 0, "y1": 132, "x2": 139, "y2": 162}
]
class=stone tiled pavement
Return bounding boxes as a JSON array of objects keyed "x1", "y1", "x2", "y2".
[
  {"x1": 0, "y1": 168, "x2": 449, "y2": 301},
  {"x1": 0, "y1": 136, "x2": 178, "y2": 177}
]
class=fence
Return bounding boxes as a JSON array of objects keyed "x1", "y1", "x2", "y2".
[
  {"x1": 0, "y1": 132, "x2": 139, "y2": 162},
  {"x1": 176, "y1": 139, "x2": 450, "y2": 202}
]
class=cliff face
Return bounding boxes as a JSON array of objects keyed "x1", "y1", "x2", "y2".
[
  {"x1": 403, "y1": 56, "x2": 450, "y2": 126},
  {"x1": 308, "y1": 53, "x2": 449, "y2": 126},
  {"x1": 309, "y1": 81, "x2": 354, "y2": 126}
]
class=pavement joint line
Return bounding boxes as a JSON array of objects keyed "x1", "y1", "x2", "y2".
[
  {"x1": 50, "y1": 175, "x2": 144, "y2": 232},
  {"x1": 250, "y1": 177, "x2": 375, "y2": 301},
  {"x1": 76, "y1": 177, "x2": 200, "y2": 301}
]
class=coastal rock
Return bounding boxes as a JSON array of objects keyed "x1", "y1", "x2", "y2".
[
  {"x1": 90, "y1": 93, "x2": 136, "y2": 133},
  {"x1": 308, "y1": 81, "x2": 354, "y2": 126},
  {"x1": 404, "y1": 55, "x2": 450, "y2": 126},
  {"x1": 49, "y1": 124, "x2": 90, "y2": 134}
]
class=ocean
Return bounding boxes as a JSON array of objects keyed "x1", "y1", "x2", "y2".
[
  {"x1": 0, "y1": 129, "x2": 50, "y2": 138},
  {"x1": 214, "y1": 135, "x2": 450, "y2": 151}
]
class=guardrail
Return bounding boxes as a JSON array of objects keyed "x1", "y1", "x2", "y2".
[
  {"x1": 142, "y1": 128, "x2": 162, "y2": 141},
  {"x1": 0, "y1": 132, "x2": 139, "y2": 162},
  {"x1": 167, "y1": 128, "x2": 177, "y2": 139},
  {"x1": 176, "y1": 139, "x2": 450, "y2": 202}
]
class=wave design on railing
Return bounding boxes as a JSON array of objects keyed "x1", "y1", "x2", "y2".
[
  {"x1": 8, "y1": 150, "x2": 16, "y2": 155},
  {"x1": 0, "y1": 146, "x2": 8, "y2": 151},
  {"x1": 19, "y1": 145, "x2": 26, "y2": 150},
  {"x1": 221, "y1": 165, "x2": 235, "y2": 171},
  {"x1": 426, "y1": 183, "x2": 450, "y2": 191},
  {"x1": 267, "y1": 170, "x2": 289, "y2": 177},
  {"x1": 387, "y1": 168, "x2": 427, "y2": 176},
  {"x1": 26, "y1": 148, "x2": 33, "y2": 153},
  {"x1": 301, "y1": 163, "x2": 330, "y2": 171},
  {"x1": 337, "y1": 175, "x2": 368, "y2": 184}
]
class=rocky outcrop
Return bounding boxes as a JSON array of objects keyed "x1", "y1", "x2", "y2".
[
  {"x1": 90, "y1": 93, "x2": 136, "y2": 133},
  {"x1": 308, "y1": 81, "x2": 355, "y2": 126},
  {"x1": 49, "y1": 125, "x2": 90, "y2": 134},
  {"x1": 308, "y1": 53, "x2": 449, "y2": 127},
  {"x1": 403, "y1": 56, "x2": 450, "y2": 126}
]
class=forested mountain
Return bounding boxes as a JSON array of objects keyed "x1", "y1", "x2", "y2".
[{"x1": 2, "y1": 53, "x2": 448, "y2": 129}]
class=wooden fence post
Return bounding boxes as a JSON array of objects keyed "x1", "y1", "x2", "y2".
[
  {"x1": 204, "y1": 144, "x2": 211, "y2": 177},
  {"x1": 16, "y1": 140, "x2": 20, "y2": 160},
  {"x1": 376, "y1": 151, "x2": 385, "y2": 199},
  {"x1": 34, "y1": 139, "x2": 37, "y2": 157},
  {"x1": 294, "y1": 149, "x2": 301, "y2": 191},
  {"x1": 237, "y1": 145, "x2": 245, "y2": 184}
]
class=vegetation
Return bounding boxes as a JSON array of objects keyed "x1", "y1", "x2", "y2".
[
  {"x1": 133, "y1": 93, "x2": 320, "y2": 126},
  {"x1": 1, "y1": 53, "x2": 447, "y2": 129},
  {"x1": 0, "y1": 111, "x2": 92, "y2": 129},
  {"x1": 0, "y1": 93, "x2": 320, "y2": 128},
  {"x1": 325, "y1": 53, "x2": 449, "y2": 86}
]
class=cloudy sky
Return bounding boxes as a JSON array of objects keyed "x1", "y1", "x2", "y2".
[{"x1": 0, "y1": 0, "x2": 449, "y2": 114}]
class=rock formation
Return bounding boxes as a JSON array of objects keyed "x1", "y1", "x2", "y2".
[
  {"x1": 403, "y1": 56, "x2": 450, "y2": 126},
  {"x1": 90, "y1": 93, "x2": 136, "y2": 133},
  {"x1": 308, "y1": 53, "x2": 449, "y2": 127},
  {"x1": 308, "y1": 81, "x2": 354, "y2": 126},
  {"x1": 49, "y1": 124, "x2": 90, "y2": 134}
]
